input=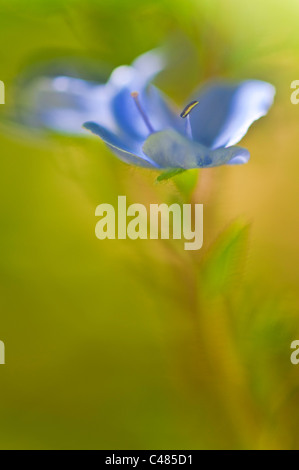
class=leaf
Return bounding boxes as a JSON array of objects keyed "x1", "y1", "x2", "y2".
[
  {"x1": 155, "y1": 168, "x2": 186, "y2": 182},
  {"x1": 200, "y1": 220, "x2": 250, "y2": 297}
]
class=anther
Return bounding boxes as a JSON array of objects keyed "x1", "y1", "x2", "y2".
[
  {"x1": 131, "y1": 91, "x2": 154, "y2": 133},
  {"x1": 180, "y1": 100, "x2": 199, "y2": 118}
]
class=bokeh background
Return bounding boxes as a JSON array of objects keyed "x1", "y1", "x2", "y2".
[{"x1": 0, "y1": 0, "x2": 299, "y2": 450}]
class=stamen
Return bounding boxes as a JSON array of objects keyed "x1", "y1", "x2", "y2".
[
  {"x1": 180, "y1": 100, "x2": 199, "y2": 140},
  {"x1": 185, "y1": 115, "x2": 193, "y2": 139},
  {"x1": 180, "y1": 100, "x2": 199, "y2": 118},
  {"x1": 131, "y1": 91, "x2": 154, "y2": 133}
]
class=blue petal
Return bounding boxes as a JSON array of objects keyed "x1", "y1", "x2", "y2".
[
  {"x1": 142, "y1": 129, "x2": 250, "y2": 169},
  {"x1": 106, "y1": 48, "x2": 178, "y2": 141},
  {"x1": 15, "y1": 48, "x2": 166, "y2": 136},
  {"x1": 16, "y1": 74, "x2": 119, "y2": 135},
  {"x1": 145, "y1": 86, "x2": 185, "y2": 134},
  {"x1": 131, "y1": 48, "x2": 166, "y2": 83},
  {"x1": 188, "y1": 80, "x2": 275, "y2": 149},
  {"x1": 109, "y1": 47, "x2": 165, "y2": 90},
  {"x1": 111, "y1": 85, "x2": 185, "y2": 141},
  {"x1": 83, "y1": 121, "x2": 159, "y2": 168}
]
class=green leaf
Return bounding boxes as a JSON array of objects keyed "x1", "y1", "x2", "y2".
[
  {"x1": 200, "y1": 220, "x2": 250, "y2": 297},
  {"x1": 156, "y1": 168, "x2": 186, "y2": 182}
]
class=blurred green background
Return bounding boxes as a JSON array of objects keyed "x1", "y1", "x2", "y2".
[{"x1": 0, "y1": 0, "x2": 299, "y2": 450}]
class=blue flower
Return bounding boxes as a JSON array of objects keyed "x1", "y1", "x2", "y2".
[
  {"x1": 15, "y1": 49, "x2": 275, "y2": 170},
  {"x1": 84, "y1": 77, "x2": 275, "y2": 169}
]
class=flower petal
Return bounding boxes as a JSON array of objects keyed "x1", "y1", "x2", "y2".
[
  {"x1": 13, "y1": 48, "x2": 166, "y2": 136},
  {"x1": 188, "y1": 80, "x2": 275, "y2": 149},
  {"x1": 142, "y1": 129, "x2": 250, "y2": 169},
  {"x1": 131, "y1": 48, "x2": 166, "y2": 83},
  {"x1": 145, "y1": 86, "x2": 185, "y2": 134},
  {"x1": 111, "y1": 85, "x2": 185, "y2": 141},
  {"x1": 86, "y1": 48, "x2": 168, "y2": 141},
  {"x1": 110, "y1": 47, "x2": 165, "y2": 90},
  {"x1": 83, "y1": 121, "x2": 159, "y2": 168},
  {"x1": 14, "y1": 73, "x2": 120, "y2": 135}
]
